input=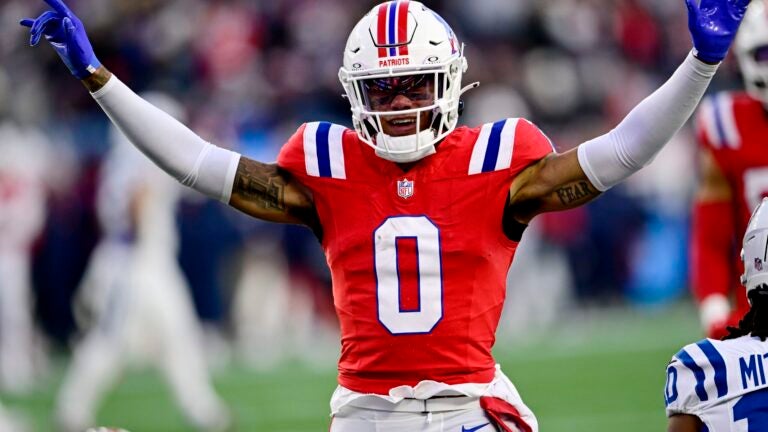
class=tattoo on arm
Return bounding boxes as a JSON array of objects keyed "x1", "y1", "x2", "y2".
[
  {"x1": 232, "y1": 158, "x2": 321, "y2": 236},
  {"x1": 555, "y1": 181, "x2": 596, "y2": 206},
  {"x1": 234, "y1": 159, "x2": 286, "y2": 212}
]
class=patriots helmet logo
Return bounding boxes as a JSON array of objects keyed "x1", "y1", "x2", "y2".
[{"x1": 397, "y1": 178, "x2": 414, "y2": 199}]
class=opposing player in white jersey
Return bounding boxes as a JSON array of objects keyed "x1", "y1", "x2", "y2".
[
  {"x1": 54, "y1": 94, "x2": 230, "y2": 432},
  {"x1": 666, "y1": 197, "x2": 768, "y2": 432}
]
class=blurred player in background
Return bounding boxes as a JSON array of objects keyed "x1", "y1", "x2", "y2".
[
  {"x1": 54, "y1": 94, "x2": 230, "y2": 432},
  {"x1": 666, "y1": 197, "x2": 768, "y2": 432},
  {"x1": 0, "y1": 402, "x2": 27, "y2": 432},
  {"x1": 691, "y1": 0, "x2": 768, "y2": 339},
  {"x1": 0, "y1": 114, "x2": 51, "y2": 394},
  {"x1": 21, "y1": 0, "x2": 749, "y2": 430}
]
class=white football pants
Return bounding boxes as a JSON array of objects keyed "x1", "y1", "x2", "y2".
[{"x1": 331, "y1": 403, "x2": 517, "y2": 432}]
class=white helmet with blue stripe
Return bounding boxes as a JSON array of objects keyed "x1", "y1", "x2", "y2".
[
  {"x1": 742, "y1": 198, "x2": 768, "y2": 296},
  {"x1": 735, "y1": 1, "x2": 768, "y2": 105},
  {"x1": 338, "y1": 1, "x2": 477, "y2": 163}
]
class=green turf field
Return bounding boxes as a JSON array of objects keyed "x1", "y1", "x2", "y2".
[{"x1": 2, "y1": 301, "x2": 702, "y2": 431}]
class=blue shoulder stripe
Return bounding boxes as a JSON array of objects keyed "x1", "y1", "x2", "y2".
[
  {"x1": 712, "y1": 97, "x2": 728, "y2": 149},
  {"x1": 697, "y1": 340, "x2": 728, "y2": 398},
  {"x1": 481, "y1": 120, "x2": 506, "y2": 173},
  {"x1": 315, "y1": 122, "x2": 332, "y2": 178},
  {"x1": 676, "y1": 348, "x2": 708, "y2": 402},
  {"x1": 303, "y1": 122, "x2": 346, "y2": 179},
  {"x1": 468, "y1": 118, "x2": 518, "y2": 175}
]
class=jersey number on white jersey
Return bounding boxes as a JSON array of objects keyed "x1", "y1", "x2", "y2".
[
  {"x1": 374, "y1": 216, "x2": 443, "y2": 334},
  {"x1": 733, "y1": 388, "x2": 768, "y2": 431}
]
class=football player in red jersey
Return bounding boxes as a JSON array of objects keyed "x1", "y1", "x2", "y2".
[
  {"x1": 690, "y1": 1, "x2": 768, "y2": 340},
  {"x1": 22, "y1": 0, "x2": 750, "y2": 430}
]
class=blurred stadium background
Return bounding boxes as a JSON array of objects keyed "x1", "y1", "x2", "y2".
[{"x1": 0, "y1": 0, "x2": 748, "y2": 431}]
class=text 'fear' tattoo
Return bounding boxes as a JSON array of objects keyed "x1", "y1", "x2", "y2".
[
  {"x1": 555, "y1": 181, "x2": 595, "y2": 205},
  {"x1": 235, "y1": 160, "x2": 286, "y2": 212}
]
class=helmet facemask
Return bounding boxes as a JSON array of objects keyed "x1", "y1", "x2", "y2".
[{"x1": 341, "y1": 55, "x2": 466, "y2": 163}]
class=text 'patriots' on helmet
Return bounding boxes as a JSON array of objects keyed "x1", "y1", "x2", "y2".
[
  {"x1": 742, "y1": 197, "x2": 768, "y2": 297},
  {"x1": 735, "y1": 0, "x2": 768, "y2": 105},
  {"x1": 338, "y1": 0, "x2": 479, "y2": 163}
]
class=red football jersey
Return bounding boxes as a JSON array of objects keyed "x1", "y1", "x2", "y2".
[
  {"x1": 277, "y1": 119, "x2": 553, "y2": 394},
  {"x1": 696, "y1": 92, "x2": 768, "y2": 318}
]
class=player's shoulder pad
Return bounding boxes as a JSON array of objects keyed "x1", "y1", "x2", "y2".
[
  {"x1": 467, "y1": 118, "x2": 555, "y2": 176},
  {"x1": 277, "y1": 122, "x2": 351, "y2": 180},
  {"x1": 696, "y1": 92, "x2": 742, "y2": 150},
  {"x1": 665, "y1": 339, "x2": 730, "y2": 414}
]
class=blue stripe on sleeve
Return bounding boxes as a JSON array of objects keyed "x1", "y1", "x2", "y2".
[
  {"x1": 697, "y1": 340, "x2": 728, "y2": 398},
  {"x1": 316, "y1": 122, "x2": 332, "y2": 178},
  {"x1": 712, "y1": 98, "x2": 728, "y2": 147},
  {"x1": 481, "y1": 120, "x2": 505, "y2": 173},
  {"x1": 676, "y1": 348, "x2": 709, "y2": 402}
]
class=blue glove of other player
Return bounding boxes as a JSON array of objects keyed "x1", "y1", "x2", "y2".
[
  {"x1": 20, "y1": 0, "x2": 100, "y2": 79},
  {"x1": 686, "y1": 0, "x2": 751, "y2": 64}
]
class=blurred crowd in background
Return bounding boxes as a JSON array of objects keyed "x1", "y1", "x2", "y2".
[{"x1": 0, "y1": 0, "x2": 748, "y2": 402}]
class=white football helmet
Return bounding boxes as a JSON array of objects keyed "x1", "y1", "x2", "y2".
[
  {"x1": 734, "y1": 1, "x2": 768, "y2": 105},
  {"x1": 338, "y1": 1, "x2": 477, "y2": 163},
  {"x1": 742, "y1": 198, "x2": 768, "y2": 297}
]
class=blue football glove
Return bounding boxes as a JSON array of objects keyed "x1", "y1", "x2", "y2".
[
  {"x1": 20, "y1": 0, "x2": 100, "y2": 79},
  {"x1": 686, "y1": 0, "x2": 751, "y2": 64}
]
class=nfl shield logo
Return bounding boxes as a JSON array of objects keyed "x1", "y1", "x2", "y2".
[
  {"x1": 756, "y1": 258, "x2": 764, "y2": 271},
  {"x1": 397, "y1": 178, "x2": 414, "y2": 199}
]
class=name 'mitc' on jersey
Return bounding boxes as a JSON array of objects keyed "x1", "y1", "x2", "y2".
[
  {"x1": 665, "y1": 336, "x2": 768, "y2": 431},
  {"x1": 277, "y1": 119, "x2": 553, "y2": 394}
]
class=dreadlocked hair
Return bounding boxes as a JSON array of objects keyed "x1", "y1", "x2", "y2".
[{"x1": 724, "y1": 285, "x2": 768, "y2": 341}]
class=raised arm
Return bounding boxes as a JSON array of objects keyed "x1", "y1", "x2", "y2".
[
  {"x1": 22, "y1": 0, "x2": 317, "y2": 229},
  {"x1": 506, "y1": 0, "x2": 750, "y2": 224}
]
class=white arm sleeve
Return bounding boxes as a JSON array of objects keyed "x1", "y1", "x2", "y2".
[
  {"x1": 577, "y1": 52, "x2": 719, "y2": 191},
  {"x1": 91, "y1": 76, "x2": 241, "y2": 203}
]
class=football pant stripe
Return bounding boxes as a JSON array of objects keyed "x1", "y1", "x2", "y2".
[
  {"x1": 696, "y1": 340, "x2": 728, "y2": 397},
  {"x1": 676, "y1": 348, "x2": 709, "y2": 402}
]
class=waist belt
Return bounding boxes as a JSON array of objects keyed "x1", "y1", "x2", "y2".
[{"x1": 347, "y1": 395, "x2": 481, "y2": 413}]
